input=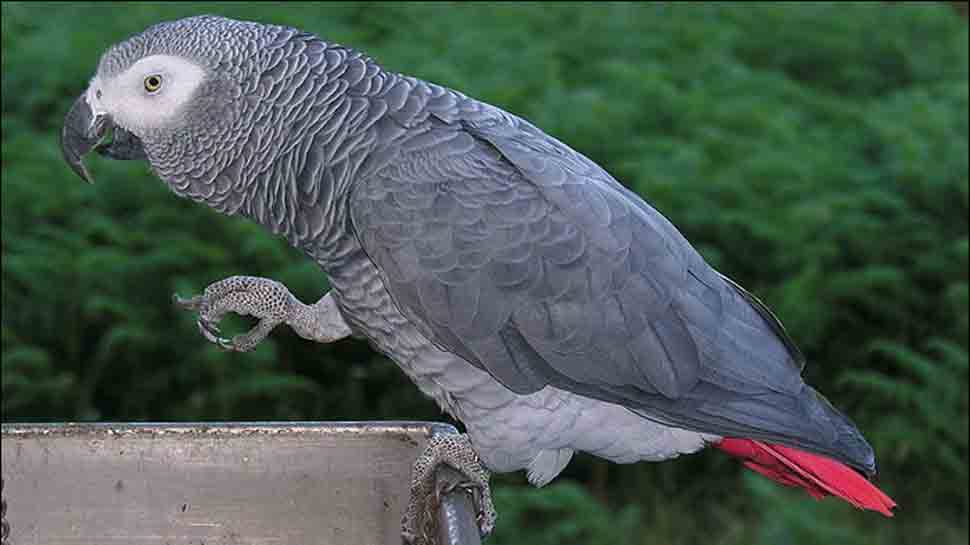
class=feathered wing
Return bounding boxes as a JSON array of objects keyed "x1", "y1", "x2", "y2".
[{"x1": 349, "y1": 95, "x2": 875, "y2": 475}]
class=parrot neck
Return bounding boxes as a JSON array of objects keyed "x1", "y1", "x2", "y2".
[{"x1": 155, "y1": 43, "x2": 400, "y2": 268}]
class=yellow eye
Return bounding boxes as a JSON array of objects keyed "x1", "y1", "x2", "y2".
[{"x1": 144, "y1": 74, "x2": 163, "y2": 92}]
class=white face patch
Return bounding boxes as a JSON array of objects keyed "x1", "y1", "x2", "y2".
[{"x1": 87, "y1": 54, "x2": 206, "y2": 135}]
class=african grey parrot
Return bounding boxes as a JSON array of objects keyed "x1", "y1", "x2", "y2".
[{"x1": 61, "y1": 15, "x2": 895, "y2": 541}]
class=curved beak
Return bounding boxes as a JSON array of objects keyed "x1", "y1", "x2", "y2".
[
  {"x1": 61, "y1": 92, "x2": 146, "y2": 183},
  {"x1": 61, "y1": 93, "x2": 107, "y2": 183}
]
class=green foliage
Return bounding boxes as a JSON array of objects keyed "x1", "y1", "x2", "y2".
[
  {"x1": 842, "y1": 339, "x2": 969, "y2": 515},
  {"x1": 489, "y1": 482, "x2": 641, "y2": 545},
  {"x1": 2, "y1": 3, "x2": 967, "y2": 544}
]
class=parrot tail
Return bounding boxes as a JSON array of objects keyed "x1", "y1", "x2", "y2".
[{"x1": 716, "y1": 438, "x2": 896, "y2": 517}]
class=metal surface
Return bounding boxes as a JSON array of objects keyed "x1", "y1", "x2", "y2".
[
  {"x1": 0, "y1": 421, "x2": 478, "y2": 545},
  {"x1": 436, "y1": 466, "x2": 483, "y2": 545},
  {"x1": 1, "y1": 477, "x2": 9, "y2": 545}
]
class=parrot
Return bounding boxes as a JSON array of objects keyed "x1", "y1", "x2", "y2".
[{"x1": 61, "y1": 15, "x2": 896, "y2": 541}]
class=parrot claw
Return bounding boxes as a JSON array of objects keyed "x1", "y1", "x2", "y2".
[
  {"x1": 173, "y1": 275, "x2": 293, "y2": 353},
  {"x1": 402, "y1": 433, "x2": 496, "y2": 544},
  {"x1": 172, "y1": 293, "x2": 203, "y2": 311},
  {"x1": 175, "y1": 276, "x2": 353, "y2": 352}
]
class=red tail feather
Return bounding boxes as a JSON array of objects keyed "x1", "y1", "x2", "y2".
[{"x1": 716, "y1": 438, "x2": 896, "y2": 517}]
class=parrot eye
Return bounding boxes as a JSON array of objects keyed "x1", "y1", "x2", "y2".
[{"x1": 144, "y1": 74, "x2": 163, "y2": 93}]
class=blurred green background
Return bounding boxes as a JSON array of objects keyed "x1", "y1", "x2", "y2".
[{"x1": 2, "y1": 2, "x2": 967, "y2": 544}]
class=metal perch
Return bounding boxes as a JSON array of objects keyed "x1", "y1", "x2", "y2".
[{"x1": 1, "y1": 421, "x2": 482, "y2": 545}]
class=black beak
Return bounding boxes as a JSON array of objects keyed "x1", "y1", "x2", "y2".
[
  {"x1": 61, "y1": 93, "x2": 146, "y2": 184},
  {"x1": 61, "y1": 93, "x2": 107, "y2": 183}
]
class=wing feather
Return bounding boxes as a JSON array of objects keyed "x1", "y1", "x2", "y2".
[{"x1": 349, "y1": 94, "x2": 875, "y2": 473}]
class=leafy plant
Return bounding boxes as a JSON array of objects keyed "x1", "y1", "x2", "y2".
[
  {"x1": 489, "y1": 481, "x2": 641, "y2": 545},
  {"x1": 842, "y1": 339, "x2": 969, "y2": 514}
]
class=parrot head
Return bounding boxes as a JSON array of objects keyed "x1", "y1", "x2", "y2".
[{"x1": 60, "y1": 15, "x2": 310, "y2": 213}]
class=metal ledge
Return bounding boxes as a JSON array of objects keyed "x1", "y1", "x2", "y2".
[{"x1": 1, "y1": 421, "x2": 481, "y2": 545}]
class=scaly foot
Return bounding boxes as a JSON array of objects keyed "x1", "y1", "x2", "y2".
[
  {"x1": 403, "y1": 433, "x2": 496, "y2": 544},
  {"x1": 174, "y1": 275, "x2": 351, "y2": 351}
]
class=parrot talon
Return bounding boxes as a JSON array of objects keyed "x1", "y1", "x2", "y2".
[
  {"x1": 172, "y1": 293, "x2": 202, "y2": 310},
  {"x1": 197, "y1": 318, "x2": 235, "y2": 350},
  {"x1": 217, "y1": 336, "x2": 239, "y2": 352},
  {"x1": 403, "y1": 433, "x2": 495, "y2": 544},
  {"x1": 199, "y1": 317, "x2": 221, "y2": 336},
  {"x1": 196, "y1": 316, "x2": 220, "y2": 338}
]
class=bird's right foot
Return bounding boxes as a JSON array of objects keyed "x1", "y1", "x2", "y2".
[{"x1": 402, "y1": 433, "x2": 496, "y2": 544}]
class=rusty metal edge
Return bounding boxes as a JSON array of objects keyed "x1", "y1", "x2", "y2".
[{"x1": 1, "y1": 420, "x2": 458, "y2": 442}]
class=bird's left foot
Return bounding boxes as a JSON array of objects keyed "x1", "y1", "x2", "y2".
[
  {"x1": 173, "y1": 275, "x2": 352, "y2": 352},
  {"x1": 174, "y1": 275, "x2": 294, "y2": 352},
  {"x1": 403, "y1": 433, "x2": 496, "y2": 544}
]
